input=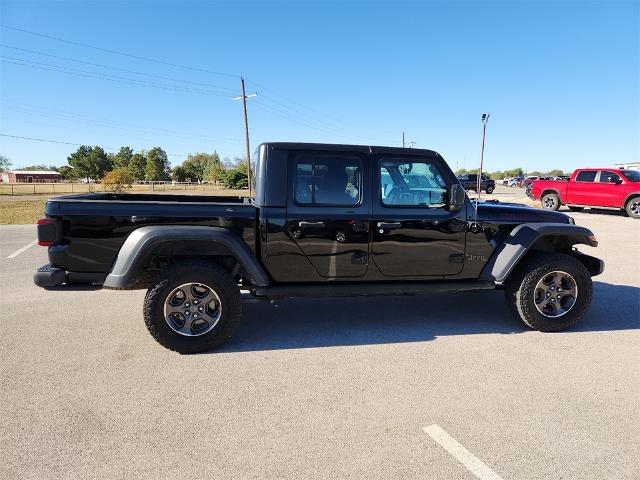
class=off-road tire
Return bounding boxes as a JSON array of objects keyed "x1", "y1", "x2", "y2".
[
  {"x1": 485, "y1": 185, "x2": 495, "y2": 194},
  {"x1": 541, "y1": 193, "x2": 561, "y2": 211},
  {"x1": 568, "y1": 206, "x2": 584, "y2": 212},
  {"x1": 143, "y1": 261, "x2": 241, "y2": 353},
  {"x1": 625, "y1": 196, "x2": 640, "y2": 219},
  {"x1": 504, "y1": 252, "x2": 592, "y2": 332}
]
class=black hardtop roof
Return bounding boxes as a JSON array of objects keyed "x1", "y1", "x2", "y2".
[{"x1": 261, "y1": 142, "x2": 440, "y2": 157}]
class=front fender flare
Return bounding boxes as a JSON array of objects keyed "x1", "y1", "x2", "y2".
[
  {"x1": 103, "y1": 226, "x2": 270, "y2": 289},
  {"x1": 479, "y1": 223, "x2": 598, "y2": 283}
]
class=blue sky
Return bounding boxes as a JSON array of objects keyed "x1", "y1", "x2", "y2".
[{"x1": 0, "y1": 0, "x2": 637, "y2": 172}]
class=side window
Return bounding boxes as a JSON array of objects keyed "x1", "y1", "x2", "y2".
[
  {"x1": 575, "y1": 171, "x2": 597, "y2": 182},
  {"x1": 380, "y1": 158, "x2": 448, "y2": 207},
  {"x1": 294, "y1": 154, "x2": 360, "y2": 206},
  {"x1": 599, "y1": 171, "x2": 620, "y2": 183}
]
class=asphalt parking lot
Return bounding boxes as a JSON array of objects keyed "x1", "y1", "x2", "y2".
[{"x1": 1, "y1": 210, "x2": 638, "y2": 479}]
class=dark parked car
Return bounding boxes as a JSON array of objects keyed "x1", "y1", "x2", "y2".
[
  {"x1": 35, "y1": 142, "x2": 603, "y2": 353},
  {"x1": 457, "y1": 174, "x2": 495, "y2": 194}
]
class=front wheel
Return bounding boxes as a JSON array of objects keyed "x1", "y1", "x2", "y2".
[
  {"x1": 541, "y1": 193, "x2": 561, "y2": 211},
  {"x1": 504, "y1": 252, "x2": 592, "y2": 332},
  {"x1": 485, "y1": 185, "x2": 495, "y2": 194},
  {"x1": 143, "y1": 261, "x2": 241, "y2": 353}
]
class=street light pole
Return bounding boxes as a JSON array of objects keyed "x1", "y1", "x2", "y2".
[{"x1": 476, "y1": 113, "x2": 490, "y2": 200}]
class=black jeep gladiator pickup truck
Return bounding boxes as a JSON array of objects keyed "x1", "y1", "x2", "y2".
[{"x1": 34, "y1": 143, "x2": 603, "y2": 353}]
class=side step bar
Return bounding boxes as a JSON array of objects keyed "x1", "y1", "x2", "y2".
[{"x1": 253, "y1": 280, "x2": 496, "y2": 300}]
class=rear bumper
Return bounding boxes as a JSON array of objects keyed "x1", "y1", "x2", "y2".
[{"x1": 34, "y1": 264, "x2": 106, "y2": 288}]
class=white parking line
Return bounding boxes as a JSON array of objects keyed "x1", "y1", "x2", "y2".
[
  {"x1": 6, "y1": 240, "x2": 37, "y2": 259},
  {"x1": 423, "y1": 424, "x2": 504, "y2": 480}
]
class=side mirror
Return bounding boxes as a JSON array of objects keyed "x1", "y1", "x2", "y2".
[
  {"x1": 449, "y1": 183, "x2": 465, "y2": 209},
  {"x1": 609, "y1": 177, "x2": 623, "y2": 184}
]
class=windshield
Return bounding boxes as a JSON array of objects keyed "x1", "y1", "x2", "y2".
[{"x1": 621, "y1": 170, "x2": 640, "y2": 182}]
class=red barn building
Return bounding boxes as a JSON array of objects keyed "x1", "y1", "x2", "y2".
[{"x1": 2, "y1": 170, "x2": 63, "y2": 183}]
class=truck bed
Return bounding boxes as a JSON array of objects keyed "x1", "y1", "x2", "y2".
[{"x1": 43, "y1": 193, "x2": 257, "y2": 274}]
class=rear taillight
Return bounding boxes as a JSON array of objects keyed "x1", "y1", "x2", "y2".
[{"x1": 36, "y1": 218, "x2": 61, "y2": 246}]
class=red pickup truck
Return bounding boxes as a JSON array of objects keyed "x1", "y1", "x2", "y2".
[{"x1": 531, "y1": 168, "x2": 640, "y2": 218}]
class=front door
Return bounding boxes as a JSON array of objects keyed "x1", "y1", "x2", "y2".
[
  {"x1": 285, "y1": 151, "x2": 370, "y2": 278},
  {"x1": 371, "y1": 155, "x2": 467, "y2": 277},
  {"x1": 597, "y1": 170, "x2": 625, "y2": 207},
  {"x1": 567, "y1": 170, "x2": 598, "y2": 205}
]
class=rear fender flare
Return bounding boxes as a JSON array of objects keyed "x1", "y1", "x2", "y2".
[
  {"x1": 479, "y1": 223, "x2": 599, "y2": 283},
  {"x1": 539, "y1": 188, "x2": 561, "y2": 199},
  {"x1": 103, "y1": 226, "x2": 270, "y2": 289},
  {"x1": 623, "y1": 192, "x2": 640, "y2": 207}
]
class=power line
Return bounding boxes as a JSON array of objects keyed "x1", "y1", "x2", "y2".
[
  {"x1": 1, "y1": 101, "x2": 242, "y2": 143},
  {"x1": 246, "y1": 79, "x2": 399, "y2": 143},
  {"x1": 2, "y1": 115, "x2": 235, "y2": 153},
  {"x1": 0, "y1": 133, "x2": 189, "y2": 157},
  {"x1": 0, "y1": 133, "x2": 81, "y2": 146},
  {"x1": 3, "y1": 54, "x2": 383, "y2": 142},
  {"x1": 255, "y1": 91, "x2": 395, "y2": 144},
  {"x1": 1, "y1": 56, "x2": 232, "y2": 97},
  {"x1": 0, "y1": 44, "x2": 238, "y2": 92},
  {"x1": 1, "y1": 24, "x2": 399, "y2": 147},
  {"x1": 252, "y1": 98, "x2": 394, "y2": 144},
  {"x1": 0, "y1": 24, "x2": 239, "y2": 78}
]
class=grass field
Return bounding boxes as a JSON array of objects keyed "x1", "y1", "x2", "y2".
[
  {"x1": 0, "y1": 184, "x2": 248, "y2": 224},
  {"x1": 0, "y1": 199, "x2": 48, "y2": 225}
]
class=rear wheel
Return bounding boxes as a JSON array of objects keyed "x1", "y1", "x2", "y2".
[
  {"x1": 541, "y1": 193, "x2": 561, "y2": 211},
  {"x1": 504, "y1": 252, "x2": 592, "y2": 332},
  {"x1": 625, "y1": 197, "x2": 640, "y2": 219},
  {"x1": 143, "y1": 261, "x2": 241, "y2": 353}
]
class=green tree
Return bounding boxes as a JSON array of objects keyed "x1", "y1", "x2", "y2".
[
  {"x1": 172, "y1": 165, "x2": 186, "y2": 182},
  {"x1": 203, "y1": 152, "x2": 225, "y2": 184},
  {"x1": 181, "y1": 152, "x2": 212, "y2": 182},
  {"x1": 21, "y1": 164, "x2": 59, "y2": 171},
  {"x1": 503, "y1": 168, "x2": 524, "y2": 178},
  {"x1": 112, "y1": 147, "x2": 134, "y2": 169},
  {"x1": 145, "y1": 147, "x2": 171, "y2": 181},
  {"x1": 128, "y1": 153, "x2": 147, "y2": 181},
  {"x1": 67, "y1": 145, "x2": 112, "y2": 180},
  {"x1": 57, "y1": 165, "x2": 73, "y2": 179},
  {"x1": 222, "y1": 159, "x2": 248, "y2": 189},
  {"x1": 1, "y1": 155, "x2": 13, "y2": 172},
  {"x1": 102, "y1": 167, "x2": 134, "y2": 193},
  {"x1": 547, "y1": 169, "x2": 565, "y2": 177}
]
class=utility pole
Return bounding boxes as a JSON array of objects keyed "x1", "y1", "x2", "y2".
[
  {"x1": 402, "y1": 131, "x2": 405, "y2": 148},
  {"x1": 476, "y1": 113, "x2": 490, "y2": 200},
  {"x1": 233, "y1": 77, "x2": 257, "y2": 198}
]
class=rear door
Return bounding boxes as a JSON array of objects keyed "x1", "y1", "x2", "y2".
[
  {"x1": 567, "y1": 170, "x2": 598, "y2": 205},
  {"x1": 370, "y1": 155, "x2": 467, "y2": 277},
  {"x1": 285, "y1": 150, "x2": 370, "y2": 278}
]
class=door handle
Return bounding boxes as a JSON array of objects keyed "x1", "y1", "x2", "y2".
[
  {"x1": 298, "y1": 221, "x2": 325, "y2": 227},
  {"x1": 377, "y1": 221, "x2": 402, "y2": 229}
]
